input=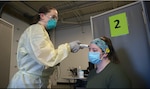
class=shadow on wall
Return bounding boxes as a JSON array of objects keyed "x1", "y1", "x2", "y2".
[{"x1": 116, "y1": 48, "x2": 147, "y2": 88}]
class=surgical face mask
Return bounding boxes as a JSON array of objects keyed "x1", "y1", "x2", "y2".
[
  {"x1": 88, "y1": 52, "x2": 101, "y2": 64},
  {"x1": 46, "y1": 19, "x2": 57, "y2": 30}
]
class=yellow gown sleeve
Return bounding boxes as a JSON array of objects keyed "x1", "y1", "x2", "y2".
[{"x1": 28, "y1": 24, "x2": 71, "y2": 67}]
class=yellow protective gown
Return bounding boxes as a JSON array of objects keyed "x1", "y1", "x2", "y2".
[{"x1": 8, "y1": 24, "x2": 70, "y2": 88}]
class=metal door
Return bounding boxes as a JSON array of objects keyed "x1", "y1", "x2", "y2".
[{"x1": 0, "y1": 18, "x2": 13, "y2": 88}]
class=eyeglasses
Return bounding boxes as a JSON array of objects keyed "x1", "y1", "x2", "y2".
[{"x1": 47, "y1": 15, "x2": 58, "y2": 21}]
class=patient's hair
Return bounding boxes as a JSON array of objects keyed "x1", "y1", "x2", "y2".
[{"x1": 100, "y1": 36, "x2": 120, "y2": 64}]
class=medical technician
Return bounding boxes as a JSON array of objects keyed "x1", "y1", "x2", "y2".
[{"x1": 8, "y1": 5, "x2": 82, "y2": 88}]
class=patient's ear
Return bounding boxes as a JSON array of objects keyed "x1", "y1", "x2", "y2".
[{"x1": 103, "y1": 53, "x2": 108, "y2": 58}]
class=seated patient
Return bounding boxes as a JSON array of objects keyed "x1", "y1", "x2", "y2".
[{"x1": 86, "y1": 36, "x2": 131, "y2": 88}]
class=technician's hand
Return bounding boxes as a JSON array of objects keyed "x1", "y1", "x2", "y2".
[{"x1": 69, "y1": 40, "x2": 81, "y2": 53}]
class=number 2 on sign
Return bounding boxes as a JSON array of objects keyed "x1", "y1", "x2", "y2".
[
  {"x1": 114, "y1": 20, "x2": 121, "y2": 29},
  {"x1": 109, "y1": 12, "x2": 129, "y2": 37}
]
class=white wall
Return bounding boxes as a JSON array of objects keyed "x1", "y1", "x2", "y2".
[
  {"x1": 2, "y1": 13, "x2": 29, "y2": 80},
  {"x1": 55, "y1": 24, "x2": 93, "y2": 82}
]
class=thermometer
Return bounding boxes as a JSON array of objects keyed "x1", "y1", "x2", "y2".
[{"x1": 79, "y1": 44, "x2": 89, "y2": 48}]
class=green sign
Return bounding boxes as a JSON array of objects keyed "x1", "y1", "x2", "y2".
[{"x1": 109, "y1": 12, "x2": 129, "y2": 37}]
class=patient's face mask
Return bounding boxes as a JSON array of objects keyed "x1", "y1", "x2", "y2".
[
  {"x1": 46, "y1": 19, "x2": 57, "y2": 30},
  {"x1": 88, "y1": 52, "x2": 101, "y2": 64}
]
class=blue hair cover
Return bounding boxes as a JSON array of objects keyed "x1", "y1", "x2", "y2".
[{"x1": 91, "y1": 38, "x2": 110, "y2": 53}]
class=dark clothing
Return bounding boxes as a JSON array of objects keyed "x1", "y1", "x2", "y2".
[{"x1": 86, "y1": 62, "x2": 131, "y2": 88}]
